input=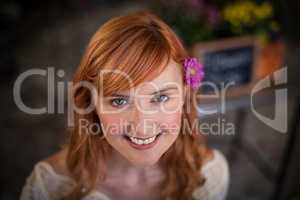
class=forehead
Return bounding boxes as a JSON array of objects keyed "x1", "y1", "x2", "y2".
[{"x1": 122, "y1": 60, "x2": 183, "y2": 95}]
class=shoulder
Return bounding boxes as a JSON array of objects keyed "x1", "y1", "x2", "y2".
[
  {"x1": 193, "y1": 148, "x2": 230, "y2": 200},
  {"x1": 44, "y1": 147, "x2": 71, "y2": 177},
  {"x1": 20, "y1": 148, "x2": 75, "y2": 200},
  {"x1": 202, "y1": 148, "x2": 229, "y2": 172}
]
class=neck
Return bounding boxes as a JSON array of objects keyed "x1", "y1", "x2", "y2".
[{"x1": 105, "y1": 148, "x2": 164, "y2": 187}]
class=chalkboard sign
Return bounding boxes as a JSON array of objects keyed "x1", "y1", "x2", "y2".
[{"x1": 192, "y1": 36, "x2": 259, "y2": 94}]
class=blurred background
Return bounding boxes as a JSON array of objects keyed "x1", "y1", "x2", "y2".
[{"x1": 1, "y1": 0, "x2": 300, "y2": 199}]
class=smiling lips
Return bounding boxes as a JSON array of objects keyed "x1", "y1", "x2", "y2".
[{"x1": 123, "y1": 132, "x2": 162, "y2": 150}]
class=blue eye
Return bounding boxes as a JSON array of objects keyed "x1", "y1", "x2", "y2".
[
  {"x1": 110, "y1": 98, "x2": 128, "y2": 107},
  {"x1": 152, "y1": 94, "x2": 169, "y2": 103}
]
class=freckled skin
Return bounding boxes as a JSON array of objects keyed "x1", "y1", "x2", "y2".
[{"x1": 89, "y1": 60, "x2": 187, "y2": 199}]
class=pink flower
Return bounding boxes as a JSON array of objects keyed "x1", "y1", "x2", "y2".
[{"x1": 183, "y1": 58, "x2": 205, "y2": 90}]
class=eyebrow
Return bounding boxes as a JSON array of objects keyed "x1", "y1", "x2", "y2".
[{"x1": 109, "y1": 86, "x2": 179, "y2": 97}]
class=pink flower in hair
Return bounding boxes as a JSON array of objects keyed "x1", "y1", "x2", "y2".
[{"x1": 183, "y1": 57, "x2": 205, "y2": 90}]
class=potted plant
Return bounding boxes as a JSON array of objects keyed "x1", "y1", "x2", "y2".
[{"x1": 151, "y1": 0, "x2": 284, "y2": 79}]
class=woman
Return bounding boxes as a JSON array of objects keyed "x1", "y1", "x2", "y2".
[{"x1": 20, "y1": 11, "x2": 229, "y2": 200}]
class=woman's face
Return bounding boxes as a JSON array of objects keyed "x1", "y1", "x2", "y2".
[{"x1": 95, "y1": 60, "x2": 186, "y2": 166}]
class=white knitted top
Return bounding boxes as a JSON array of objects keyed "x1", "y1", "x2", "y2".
[{"x1": 20, "y1": 149, "x2": 229, "y2": 200}]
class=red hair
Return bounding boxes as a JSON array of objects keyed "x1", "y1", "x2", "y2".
[{"x1": 63, "y1": 11, "x2": 209, "y2": 200}]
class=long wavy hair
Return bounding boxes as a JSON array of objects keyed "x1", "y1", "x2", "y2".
[{"x1": 63, "y1": 11, "x2": 209, "y2": 200}]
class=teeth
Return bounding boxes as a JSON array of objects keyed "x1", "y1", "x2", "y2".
[{"x1": 129, "y1": 135, "x2": 157, "y2": 145}]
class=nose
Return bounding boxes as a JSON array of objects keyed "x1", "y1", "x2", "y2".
[{"x1": 127, "y1": 105, "x2": 158, "y2": 138}]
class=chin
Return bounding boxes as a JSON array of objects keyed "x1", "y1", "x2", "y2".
[{"x1": 126, "y1": 153, "x2": 162, "y2": 167}]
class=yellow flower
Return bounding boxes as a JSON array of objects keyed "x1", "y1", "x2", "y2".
[
  {"x1": 223, "y1": 1, "x2": 274, "y2": 27},
  {"x1": 254, "y1": 2, "x2": 273, "y2": 19}
]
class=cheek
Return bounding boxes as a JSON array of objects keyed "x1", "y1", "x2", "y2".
[
  {"x1": 98, "y1": 114, "x2": 128, "y2": 153},
  {"x1": 98, "y1": 113, "x2": 126, "y2": 136},
  {"x1": 157, "y1": 111, "x2": 182, "y2": 135},
  {"x1": 152, "y1": 112, "x2": 182, "y2": 160}
]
